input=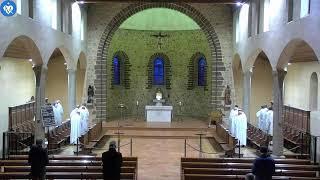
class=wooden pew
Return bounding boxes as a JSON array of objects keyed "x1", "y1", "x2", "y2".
[
  {"x1": 81, "y1": 122, "x2": 104, "y2": 153},
  {"x1": 1, "y1": 156, "x2": 138, "y2": 180},
  {"x1": 0, "y1": 172, "x2": 135, "y2": 179},
  {"x1": 184, "y1": 174, "x2": 320, "y2": 180},
  {"x1": 183, "y1": 168, "x2": 317, "y2": 177},
  {"x1": 216, "y1": 123, "x2": 237, "y2": 157},
  {"x1": 181, "y1": 157, "x2": 311, "y2": 165},
  {"x1": 181, "y1": 162, "x2": 320, "y2": 171}
]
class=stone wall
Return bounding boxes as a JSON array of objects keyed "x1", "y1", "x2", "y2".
[
  {"x1": 86, "y1": 2, "x2": 234, "y2": 121},
  {"x1": 106, "y1": 29, "x2": 212, "y2": 118}
]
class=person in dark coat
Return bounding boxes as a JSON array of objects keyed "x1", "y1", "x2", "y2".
[
  {"x1": 28, "y1": 139, "x2": 49, "y2": 180},
  {"x1": 102, "y1": 141, "x2": 123, "y2": 180},
  {"x1": 252, "y1": 146, "x2": 275, "y2": 180}
]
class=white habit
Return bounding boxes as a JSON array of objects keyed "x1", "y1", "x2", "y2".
[
  {"x1": 70, "y1": 107, "x2": 79, "y2": 119},
  {"x1": 266, "y1": 110, "x2": 273, "y2": 136},
  {"x1": 70, "y1": 112, "x2": 81, "y2": 144},
  {"x1": 257, "y1": 108, "x2": 268, "y2": 132},
  {"x1": 235, "y1": 112, "x2": 247, "y2": 146},
  {"x1": 228, "y1": 108, "x2": 238, "y2": 136},
  {"x1": 55, "y1": 102, "x2": 64, "y2": 126},
  {"x1": 79, "y1": 106, "x2": 89, "y2": 135}
]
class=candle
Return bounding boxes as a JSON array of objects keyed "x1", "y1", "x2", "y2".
[{"x1": 136, "y1": 101, "x2": 139, "y2": 106}]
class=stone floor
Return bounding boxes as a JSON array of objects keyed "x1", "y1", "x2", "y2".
[{"x1": 58, "y1": 119, "x2": 262, "y2": 180}]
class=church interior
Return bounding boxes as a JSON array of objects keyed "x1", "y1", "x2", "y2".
[{"x1": 1, "y1": 0, "x2": 320, "y2": 179}]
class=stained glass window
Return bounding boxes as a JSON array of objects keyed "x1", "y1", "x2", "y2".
[
  {"x1": 153, "y1": 57, "x2": 164, "y2": 85},
  {"x1": 198, "y1": 57, "x2": 206, "y2": 86},
  {"x1": 113, "y1": 56, "x2": 120, "y2": 85}
]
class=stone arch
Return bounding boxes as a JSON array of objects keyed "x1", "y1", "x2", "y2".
[
  {"x1": 47, "y1": 46, "x2": 73, "y2": 69},
  {"x1": 76, "y1": 51, "x2": 87, "y2": 105},
  {"x1": 2, "y1": 35, "x2": 43, "y2": 65},
  {"x1": 244, "y1": 48, "x2": 271, "y2": 72},
  {"x1": 46, "y1": 48, "x2": 69, "y2": 119},
  {"x1": 95, "y1": 3, "x2": 225, "y2": 120},
  {"x1": 277, "y1": 38, "x2": 319, "y2": 70},
  {"x1": 232, "y1": 53, "x2": 243, "y2": 107},
  {"x1": 250, "y1": 51, "x2": 273, "y2": 124}
]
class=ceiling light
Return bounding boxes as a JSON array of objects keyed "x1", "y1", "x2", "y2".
[{"x1": 236, "y1": 2, "x2": 242, "y2": 6}]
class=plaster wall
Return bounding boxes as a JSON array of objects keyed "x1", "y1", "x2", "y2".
[
  {"x1": 0, "y1": 58, "x2": 35, "y2": 157},
  {"x1": 76, "y1": 63, "x2": 85, "y2": 105},
  {"x1": 45, "y1": 56, "x2": 68, "y2": 119},
  {"x1": 284, "y1": 62, "x2": 320, "y2": 111},
  {"x1": 250, "y1": 57, "x2": 273, "y2": 125}
]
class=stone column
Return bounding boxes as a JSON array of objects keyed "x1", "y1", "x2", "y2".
[
  {"x1": 67, "y1": 68, "x2": 76, "y2": 114},
  {"x1": 243, "y1": 71, "x2": 252, "y2": 121},
  {"x1": 33, "y1": 65, "x2": 47, "y2": 141},
  {"x1": 272, "y1": 69, "x2": 287, "y2": 157}
]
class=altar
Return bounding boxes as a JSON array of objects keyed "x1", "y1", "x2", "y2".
[{"x1": 145, "y1": 105, "x2": 173, "y2": 122}]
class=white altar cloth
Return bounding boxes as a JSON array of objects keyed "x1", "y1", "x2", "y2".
[{"x1": 145, "y1": 105, "x2": 173, "y2": 122}]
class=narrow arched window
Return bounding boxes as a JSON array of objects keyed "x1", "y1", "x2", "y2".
[
  {"x1": 310, "y1": 72, "x2": 318, "y2": 111},
  {"x1": 198, "y1": 57, "x2": 206, "y2": 86},
  {"x1": 113, "y1": 56, "x2": 121, "y2": 85},
  {"x1": 153, "y1": 57, "x2": 164, "y2": 85}
]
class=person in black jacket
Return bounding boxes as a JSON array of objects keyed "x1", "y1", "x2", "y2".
[
  {"x1": 102, "y1": 141, "x2": 123, "y2": 180},
  {"x1": 28, "y1": 139, "x2": 49, "y2": 180},
  {"x1": 252, "y1": 146, "x2": 275, "y2": 180}
]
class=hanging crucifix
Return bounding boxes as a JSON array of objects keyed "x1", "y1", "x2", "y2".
[{"x1": 151, "y1": 32, "x2": 169, "y2": 50}]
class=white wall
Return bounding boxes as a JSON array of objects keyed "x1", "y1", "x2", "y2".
[
  {"x1": 0, "y1": 58, "x2": 35, "y2": 156},
  {"x1": 284, "y1": 62, "x2": 320, "y2": 110}
]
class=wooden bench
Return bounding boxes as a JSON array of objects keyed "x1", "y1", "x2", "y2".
[
  {"x1": 247, "y1": 123, "x2": 271, "y2": 149},
  {"x1": 216, "y1": 123, "x2": 237, "y2": 157},
  {"x1": 181, "y1": 162, "x2": 320, "y2": 171},
  {"x1": 81, "y1": 122, "x2": 104, "y2": 154},
  {"x1": 0, "y1": 172, "x2": 135, "y2": 179},
  {"x1": 184, "y1": 174, "x2": 320, "y2": 180},
  {"x1": 181, "y1": 157, "x2": 320, "y2": 180},
  {"x1": 183, "y1": 168, "x2": 317, "y2": 177},
  {"x1": 1, "y1": 156, "x2": 138, "y2": 180},
  {"x1": 181, "y1": 157, "x2": 312, "y2": 165}
]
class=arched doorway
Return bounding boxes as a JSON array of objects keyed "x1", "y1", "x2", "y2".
[
  {"x1": 94, "y1": 3, "x2": 225, "y2": 121},
  {"x1": 232, "y1": 54, "x2": 244, "y2": 107},
  {"x1": 310, "y1": 72, "x2": 318, "y2": 111},
  {"x1": 0, "y1": 35, "x2": 42, "y2": 155},
  {"x1": 76, "y1": 52, "x2": 87, "y2": 105},
  {"x1": 250, "y1": 51, "x2": 273, "y2": 125},
  {"x1": 45, "y1": 48, "x2": 68, "y2": 120}
]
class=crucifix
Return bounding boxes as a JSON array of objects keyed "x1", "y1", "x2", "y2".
[{"x1": 151, "y1": 32, "x2": 169, "y2": 49}]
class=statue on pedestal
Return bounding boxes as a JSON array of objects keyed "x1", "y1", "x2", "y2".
[
  {"x1": 87, "y1": 85, "x2": 94, "y2": 103},
  {"x1": 224, "y1": 85, "x2": 231, "y2": 106},
  {"x1": 153, "y1": 88, "x2": 165, "y2": 106}
]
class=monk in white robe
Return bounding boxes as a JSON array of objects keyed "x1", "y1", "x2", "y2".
[
  {"x1": 266, "y1": 107, "x2": 273, "y2": 136},
  {"x1": 70, "y1": 111, "x2": 81, "y2": 144},
  {"x1": 79, "y1": 106, "x2": 89, "y2": 135},
  {"x1": 257, "y1": 105, "x2": 268, "y2": 132},
  {"x1": 70, "y1": 105, "x2": 80, "y2": 119},
  {"x1": 51, "y1": 103, "x2": 58, "y2": 130},
  {"x1": 229, "y1": 105, "x2": 238, "y2": 136},
  {"x1": 55, "y1": 100, "x2": 64, "y2": 126},
  {"x1": 235, "y1": 110, "x2": 247, "y2": 146}
]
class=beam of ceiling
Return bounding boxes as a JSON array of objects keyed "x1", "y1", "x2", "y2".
[{"x1": 76, "y1": 0, "x2": 243, "y2": 4}]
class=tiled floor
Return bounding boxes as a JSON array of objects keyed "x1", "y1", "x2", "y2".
[{"x1": 58, "y1": 119, "x2": 261, "y2": 179}]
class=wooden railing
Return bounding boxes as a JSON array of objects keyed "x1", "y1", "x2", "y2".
[{"x1": 8, "y1": 101, "x2": 35, "y2": 132}]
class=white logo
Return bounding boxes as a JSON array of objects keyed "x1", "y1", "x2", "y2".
[{"x1": 3, "y1": 3, "x2": 13, "y2": 15}]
